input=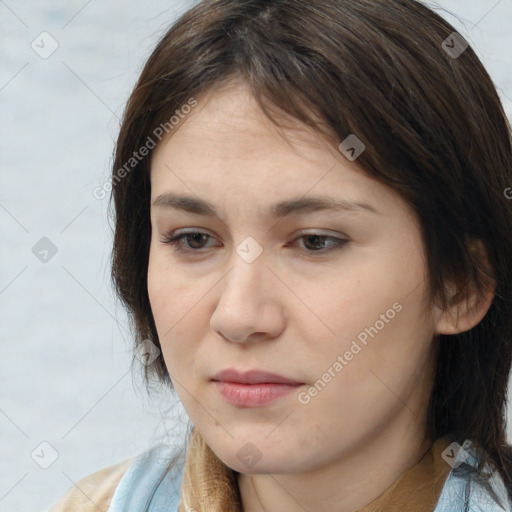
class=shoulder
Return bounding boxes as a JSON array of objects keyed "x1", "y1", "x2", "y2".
[
  {"x1": 48, "y1": 456, "x2": 135, "y2": 512},
  {"x1": 434, "y1": 439, "x2": 512, "y2": 512},
  {"x1": 48, "y1": 444, "x2": 185, "y2": 512}
]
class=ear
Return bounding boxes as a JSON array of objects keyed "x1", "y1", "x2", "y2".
[{"x1": 434, "y1": 240, "x2": 496, "y2": 335}]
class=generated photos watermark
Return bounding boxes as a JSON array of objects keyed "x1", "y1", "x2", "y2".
[
  {"x1": 93, "y1": 97, "x2": 198, "y2": 200},
  {"x1": 298, "y1": 301, "x2": 403, "y2": 404}
]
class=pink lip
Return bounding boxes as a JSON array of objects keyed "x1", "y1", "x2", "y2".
[
  {"x1": 212, "y1": 368, "x2": 303, "y2": 385},
  {"x1": 211, "y1": 369, "x2": 303, "y2": 407}
]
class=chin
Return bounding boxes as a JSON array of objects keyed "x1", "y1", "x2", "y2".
[
  {"x1": 210, "y1": 436, "x2": 304, "y2": 475},
  {"x1": 200, "y1": 419, "x2": 308, "y2": 472},
  {"x1": 223, "y1": 453, "x2": 298, "y2": 475}
]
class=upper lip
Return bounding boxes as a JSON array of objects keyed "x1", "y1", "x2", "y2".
[{"x1": 212, "y1": 368, "x2": 303, "y2": 385}]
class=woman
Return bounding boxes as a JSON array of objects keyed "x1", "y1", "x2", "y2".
[{"x1": 50, "y1": 0, "x2": 512, "y2": 510}]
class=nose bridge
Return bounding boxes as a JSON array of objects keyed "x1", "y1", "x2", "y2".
[
  {"x1": 210, "y1": 242, "x2": 286, "y2": 343},
  {"x1": 221, "y1": 232, "x2": 270, "y2": 299},
  {"x1": 228, "y1": 242, "x2": 268, "y2": 298}
]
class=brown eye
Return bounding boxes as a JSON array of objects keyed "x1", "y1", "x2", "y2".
[
  {"x1": 161, "y1": 231, "x2": 219, "y2": 252},
  {"x1": 294, "y1": 234, "x2": 349, "y2": 252}
]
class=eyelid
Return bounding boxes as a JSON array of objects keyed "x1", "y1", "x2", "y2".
[
  {"x1": 159, "y1": 228, "x2": 219, "y2": 246},
  {"x1": 160, "y1": 228, "x2": 348, "y2": 242},
  {"x1": 294, "y1": 228, "x2": 348, "y2": 239}
]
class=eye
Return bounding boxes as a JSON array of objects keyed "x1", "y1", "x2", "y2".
[
  {"x1": 160, "y1": 230, "x2": 218, "y2": 252},
  {"x1": 291, "y1": 233, "x2": 348, "y2": 253},
  {"x1": 160, "y1": 229, "x2": 348, "y2": 255}
]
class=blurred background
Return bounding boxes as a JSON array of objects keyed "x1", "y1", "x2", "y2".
[{"x1": 0, "y1": 1, "x2": 511, "y2": 510}]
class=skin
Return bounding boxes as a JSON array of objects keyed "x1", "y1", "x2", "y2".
[{"x1": 147, "y1": 80, "x2": 493, "y2": 512}]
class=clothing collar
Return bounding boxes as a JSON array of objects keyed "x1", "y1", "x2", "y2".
[{"x1": 358, "y1": 437, "x2": 453, "y2": 512}]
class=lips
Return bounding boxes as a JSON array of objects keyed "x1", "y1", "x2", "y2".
[
  {"x1": 211, "y1": 369, "x2": 304, "y2": 407},
  {"x1": 211, "y1": 368, "x2": 303, "y2": 385}
]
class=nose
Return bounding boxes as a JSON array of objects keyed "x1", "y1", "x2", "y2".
[{"x1": 209, "y1": 251, "x2": 287, "y2": 345}]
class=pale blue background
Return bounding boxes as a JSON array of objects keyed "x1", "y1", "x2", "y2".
[{"x1": 0, "y1": 1, "x2": 511, "y2": 510}]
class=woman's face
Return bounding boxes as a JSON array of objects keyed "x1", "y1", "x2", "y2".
[{"x1": 148, "y1": 81, "x2": 440, "y2": 475}]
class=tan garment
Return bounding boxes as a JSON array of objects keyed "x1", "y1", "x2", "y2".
[
  {"x1": 358, "y1": 437, "x2": 453, "y2": 512},
  {"x1": 48, "y1": 457, "x2": 135, "y2": 512},
  {"x1": 178, "y1": 427, "x2": 242, "y2": 511}
]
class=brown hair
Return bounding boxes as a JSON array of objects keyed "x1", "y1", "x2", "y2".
[{"x1": 110, "y1": 0, "x2": 512, "y2": 508}]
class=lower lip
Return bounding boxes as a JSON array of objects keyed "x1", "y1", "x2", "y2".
[{"x1": 213, "y1": 381, "x2": 302, "y2": 407}]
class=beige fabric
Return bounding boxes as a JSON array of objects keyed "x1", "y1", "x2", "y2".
[
  {"x1": 358, "y1": 437, "x2": 453, "y2": 512},
  {"x1": 178, "y1": 427, "x2": 242, "y2": 511},
  {"x1": 48, "y1": 456, "x2": 135, "y2": 512}
]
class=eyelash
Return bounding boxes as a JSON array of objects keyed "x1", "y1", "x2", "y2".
[{"x1": 160, "y1": 230, "x2": 349, "y2": 255}]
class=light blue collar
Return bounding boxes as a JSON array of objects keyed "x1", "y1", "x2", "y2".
[
  {"x1": 107, "y1": 444, "x2": 185, "y2": 512},
  {"x1": 433, "y1": 439, "x2": 511, "y2": 511}
]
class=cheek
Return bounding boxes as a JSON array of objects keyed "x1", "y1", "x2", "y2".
[
  {"x1": 296, "y1": 240, "x2": 434, "y2": 387},
  {"x1": 292, "y1": 263, "x2": 421, "y2": 356},
  {"x1": 147, "y1": 247, "x2": 193, "y2": 328},
  {"x1": 148, "y1": 250, "x2": 186, "y2": 352},
  {"x1": 294, "y1": 295, "x2": 435, "y2": 449},
  {"x1": 147, "y1": 254, "x2": 171, "y2": 330},
  {"x1": 147, "y1": 247, "x2": 212, "y2": 378}
]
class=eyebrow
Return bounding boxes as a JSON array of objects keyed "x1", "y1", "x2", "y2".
[{"x1": 152, "y1": 193, "x2": 379, "y2": 218}]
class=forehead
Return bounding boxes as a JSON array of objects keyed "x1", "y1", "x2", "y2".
[
  {"x1": 149, "y1": 82, "x2": 400, "y2": 218},
  {"x1": 153, "y1": 81, "x2": 337, "y2": 167}
]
